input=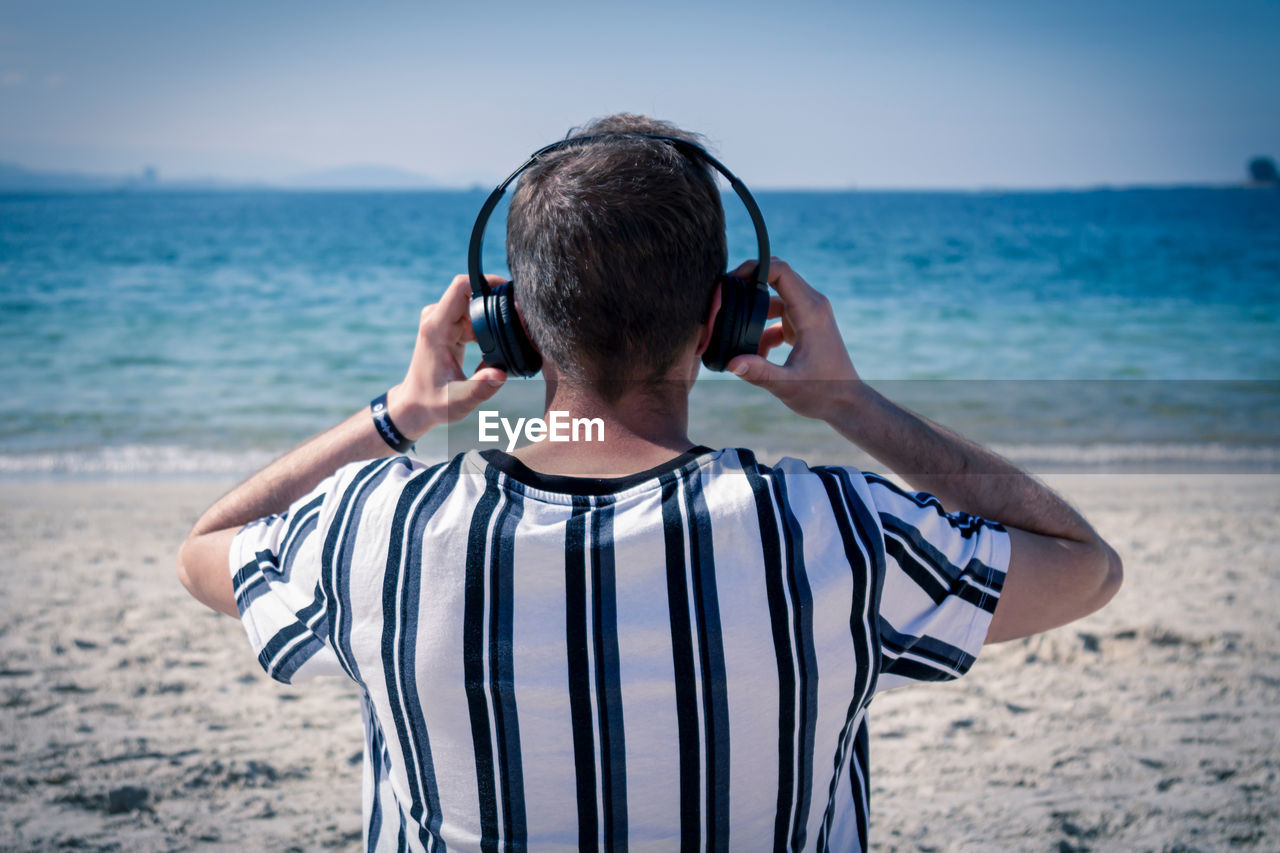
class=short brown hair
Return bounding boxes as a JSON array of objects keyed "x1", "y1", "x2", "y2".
[{"x1": 506, "y1": 114, "x2": 727, "y2": 391}]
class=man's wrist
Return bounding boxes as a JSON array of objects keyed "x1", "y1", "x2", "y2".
[
  {"x1": 384, "y1": 384, "x2": 436, "y2": 443},
  {"x1": 817, "y1": 379, "x2": 880, "y2": 438}
]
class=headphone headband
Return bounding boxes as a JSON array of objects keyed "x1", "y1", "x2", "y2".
[{"x1": 466, "y1": 133, "x2": 770, "y2": 299}]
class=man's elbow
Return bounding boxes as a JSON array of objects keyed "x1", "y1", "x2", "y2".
[
  {"x1": 176, "y1": 533, "x2": 215, "y2": 604},
  {"x1": 1088, "y1": 539, "x2": 1124, "y2": 613},
  {"x1": 174, "y1": 529, "x2": 240, "y2": 617},
  {"x1": 176, "y1": 536, "x2": 197, "y2": 597}
]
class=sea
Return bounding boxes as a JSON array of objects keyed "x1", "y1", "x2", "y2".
[{"x1": 2, "y1": 188, "x2": 1278, "y2": 477}]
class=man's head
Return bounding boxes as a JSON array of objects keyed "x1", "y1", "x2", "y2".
[{"x1": 506, "y1": 114, "x2": 727, "y2": 396}]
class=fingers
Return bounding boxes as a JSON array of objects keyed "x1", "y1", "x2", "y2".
[
  {"x1": 471, "y1": 362, "x2": 507, "y2": 386},
  {"x1": 419, "y1": 302, "x2": 468, "y2": 347},
  {"x1": 423, "y1": 273, "x2": 510, "y2": 340},
  {"x1": 726, "y1": 354, "x2": 784, "y2": 388},
  {"x1": 730, "y1": 320, "x2": 789, "y2": 386},
  {"x1": 418, "y1": 304, "x2": 435, "y2": 332},
  {"x1": 421, "y1": 279, "x2": 465, "y2": 337},
  {"x1": 758, "y1": 322, "x2": 787, "y2": 355},
  {"x1": 731, "y1": 259, "x2": 829, "y2": 327},
  {"x1": 440, "y1": 273, "x2": 473, "y2": 316},
  {"x1": 445, "y1": 371, "x2": 506, "y2": 418},
  {"x1": 763, "y1": 257, "x2": 828, "y2": 317}
]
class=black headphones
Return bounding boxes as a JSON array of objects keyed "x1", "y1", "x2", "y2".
[{"x1": 467, "y1": 133, "x2": 771, "y2": 377}]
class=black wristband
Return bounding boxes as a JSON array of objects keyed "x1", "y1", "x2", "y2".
[{"x1": 370, "y1": 392, "x2": 415, "y2": 454}]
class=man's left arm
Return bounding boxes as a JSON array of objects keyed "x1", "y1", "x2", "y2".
[{"x1": 177, "y1": 273, "x2": 508, "y2": 616}]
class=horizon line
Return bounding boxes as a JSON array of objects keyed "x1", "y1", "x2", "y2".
[
  {"x1": 1, "y1": 158, "x2": 1274, "y2": 196},
  {"x1": 0, "y1": 181, "x2": 1270, "y2": 195}
]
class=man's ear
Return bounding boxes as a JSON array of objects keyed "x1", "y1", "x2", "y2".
[{"x1": 695, "y1": 281, "x2": 723, "y2": 356}]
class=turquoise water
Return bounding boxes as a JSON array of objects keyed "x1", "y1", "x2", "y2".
[{"x1": 1, "y1": 188, "x2": 1278, "y2": 474}]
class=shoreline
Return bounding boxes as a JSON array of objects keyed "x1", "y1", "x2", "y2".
[
  {"x1": 2, "y1": 473, "x2": 1277, "y2": 849},
  {"x1": 2, "y1": 440, "x2": 1278, "y2": 480}
]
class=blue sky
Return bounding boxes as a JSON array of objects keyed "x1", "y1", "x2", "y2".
[{"x1": 1, "y1": 0, "x2": 1277, "y2": 188}]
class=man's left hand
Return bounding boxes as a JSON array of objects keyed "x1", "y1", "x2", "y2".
[{"x1": 386, "y1": 273, "x2": 509, "y2": 439}]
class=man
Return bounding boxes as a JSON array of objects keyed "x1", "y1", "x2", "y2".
[{"x1": 178, "y1": 114, "x2": 1121, "y2": 852}]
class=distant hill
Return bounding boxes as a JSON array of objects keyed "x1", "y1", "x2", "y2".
[{"x1": 281, "y1": 163, "x2": 440, "y2": 190}]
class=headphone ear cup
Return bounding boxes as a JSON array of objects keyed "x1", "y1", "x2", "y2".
[
  {"x1": 492, "y1": 283, "x2": 542, "y2": 377},
  {"x1": 468, "y1": 282, "x2": 542, "y2": 377},
  {"x1": 470, "y1": 291, "x2": 505, "y2": 369},
  {"x1": 702, "y1": 275, "x2": 770, "y2": 372}
]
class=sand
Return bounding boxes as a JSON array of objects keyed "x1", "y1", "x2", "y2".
[{"x1": 1, "y1": 473, "x2": 1277, "y2": 851}]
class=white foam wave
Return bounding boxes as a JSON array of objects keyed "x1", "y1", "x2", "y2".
[
  {"x1": 0, "y1": 445, "x2": 279, "y2": 476},
  {"x1": 990, "y1": 442, "x2": 1280, "y2": 467},
  {"x1": 0, "y1": 442, "x2": 1276, "y2": 477}
]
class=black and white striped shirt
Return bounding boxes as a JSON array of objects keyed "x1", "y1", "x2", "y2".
[{"x1": 230, "y1": 446, "x2": 1008, "y2": 852}]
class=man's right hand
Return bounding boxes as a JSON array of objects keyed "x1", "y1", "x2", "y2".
[
  {"x1": 725, "y1": 257, "x2": 1122, "y2": 644},
  {"x1": 725, "y1": 258, "x2": 865, "y2": 422}
]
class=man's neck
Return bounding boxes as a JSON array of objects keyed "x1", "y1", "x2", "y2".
[{"x1": 509, "y1": 378, "x2": 696, "y2": 478}]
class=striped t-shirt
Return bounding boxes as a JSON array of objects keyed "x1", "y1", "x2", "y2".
[{"x1": 229, "y1": 446, "x2": 1008, "y2": 852}]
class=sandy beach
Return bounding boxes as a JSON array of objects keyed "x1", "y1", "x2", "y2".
[{"x1": 2, "y1": 472, "x2": 1277, "y2": 851}]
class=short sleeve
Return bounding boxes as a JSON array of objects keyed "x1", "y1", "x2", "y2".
[
  {"x1": 863, "y1": 472, "x2": 1011, "y2": 693},
  {"x1": 228, "y1": 467, "x2": 355, "y2": 684}
]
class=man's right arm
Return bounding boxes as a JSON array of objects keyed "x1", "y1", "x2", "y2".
[{"x1": 726, "y1": 259, "x2": 1122, "y2": 644}]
